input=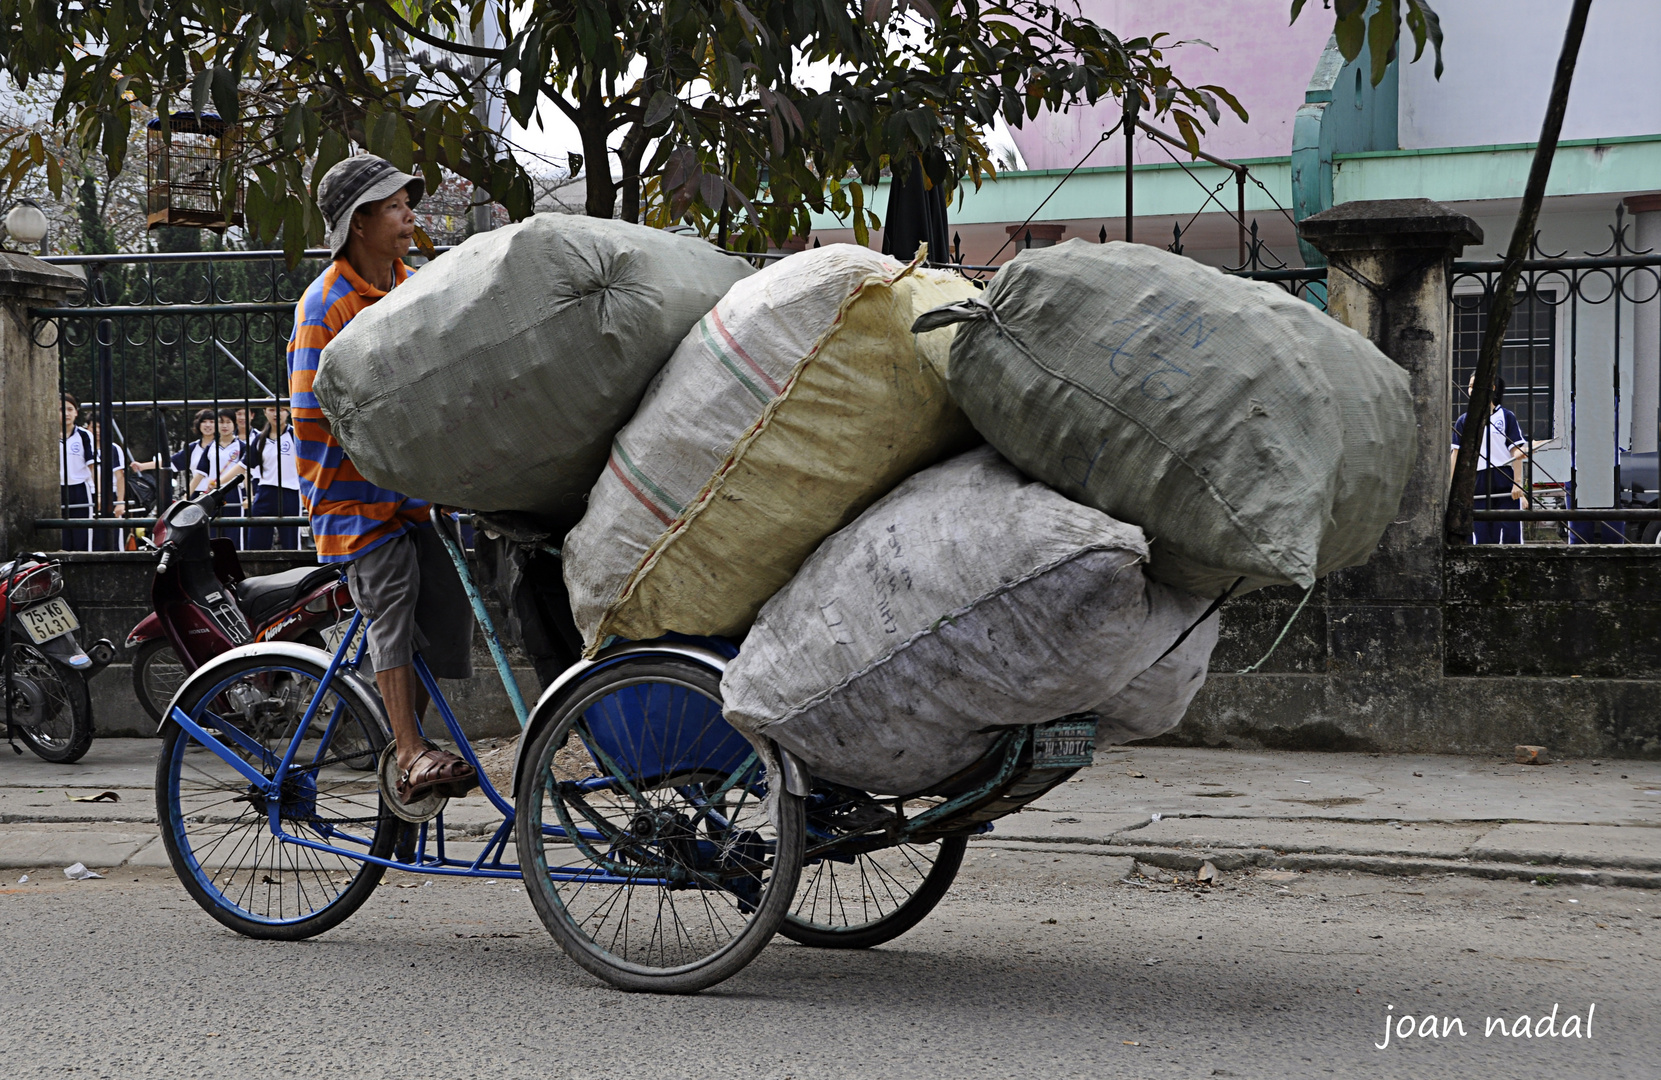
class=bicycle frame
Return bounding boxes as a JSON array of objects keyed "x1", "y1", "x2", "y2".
[{"x1": 164, "y1": 521, "x2": 770, "y2": 887}]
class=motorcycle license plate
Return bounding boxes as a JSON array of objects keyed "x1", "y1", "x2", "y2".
[
  {"x1": 320, "y1": 618, "x2": 364, "y2": 658},
  {"x1": 18, "y1": 597, "x2": 79, "y2": 645}
]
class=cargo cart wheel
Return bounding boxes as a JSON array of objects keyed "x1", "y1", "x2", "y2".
[
  {"x1": 516, "y1": 657, "x2": 804, "y2": 994},
  {"x1": 781, "y1": 825, "x2": 967, "y2": 949}
]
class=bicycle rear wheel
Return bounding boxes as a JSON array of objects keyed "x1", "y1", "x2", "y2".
[
  {"x1": 156, "y1": 650, "x2": 396, "y2": 940},
  {"x1": 515, "y1": 657, "x2": 804, "y2": 993}
]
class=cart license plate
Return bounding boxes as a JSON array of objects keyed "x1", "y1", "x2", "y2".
[
  {"x1": 1032, "y1": 715, "x2": 1098, "y2": 769},
  {"x1": 18, "y1": 597, "x2": 79, "y2": 645}
]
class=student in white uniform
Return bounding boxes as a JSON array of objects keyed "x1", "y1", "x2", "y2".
[
  {"x1": 58, "y1": 393, "x2": 97, "y2": 551},
  {"x1": 191, "y1": 408, "x2": 248, "y2": 547},
  {"x1": 241, "y1": 406, "x2": 302, "y2": 550},
  {"x1": 1451, "y1": 376, "x2": 1528, "y2": 544}
]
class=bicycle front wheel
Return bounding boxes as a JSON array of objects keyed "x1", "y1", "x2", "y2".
[
  {"x1": 156, "y1": 650, "x2": 397, "y2": 940},
  {"x1": 515, "y1": 657, "x2": 804, "y2": 994}
]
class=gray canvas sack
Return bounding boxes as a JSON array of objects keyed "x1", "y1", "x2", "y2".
[
  {"x1": 313, "y1": 215, "x2": 753, "y2": 531},
  {"x1": 721, "y1": 446, "x2": 1217, "y2": 795},
  {"x1": 916, "y1": 240, "x2": 1415, "y2": 597}
]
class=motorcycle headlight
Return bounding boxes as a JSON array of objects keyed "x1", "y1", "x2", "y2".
[{"x1": 8, "y1": 564, "x2": 62, "y2": 604}]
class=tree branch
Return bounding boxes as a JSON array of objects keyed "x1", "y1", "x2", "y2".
[{"x1": 365, "y1": 0, "x2": 507, "y2": 60}]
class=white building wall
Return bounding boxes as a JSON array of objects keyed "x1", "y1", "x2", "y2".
[{"x1": 1399, "y1": 0, "x2": 1661, "y2": 150}]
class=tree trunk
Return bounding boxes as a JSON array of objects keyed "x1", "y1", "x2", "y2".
[
  {"x1": 617, "y1": 122, "x2": 647, "y2": 224},
  {"x1": 578, "y1": 85, "x2": 617, "y2": 219},
  {"x1": 1444, "y1": 0, "x2": 1594, "y2": 545}
]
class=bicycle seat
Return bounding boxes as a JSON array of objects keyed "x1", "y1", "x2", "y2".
[{"x1": 235, "y1": 565, "x2": 340, "y2": 627}]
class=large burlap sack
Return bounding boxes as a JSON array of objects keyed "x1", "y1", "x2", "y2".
[
  {"x1": 313, "y1": 215, "x2": 753, "y2": 531},
  {"x1": 917, "y1": 240, "x2": 1415, "y2": 597},
  {"x1": 1092, "y1": 614, "x2": 1219, "y2": 745},
  {"x1": 720, "y1": 446, "x2": 1215, "y2": 795},
  {"x1": 563, "y1": 245, "x2": 979, "y2": 654}
]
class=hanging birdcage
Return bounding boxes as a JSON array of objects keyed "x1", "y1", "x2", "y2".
[{"x1": 145, "y1": 112, "x2": 244, "y2": 231}]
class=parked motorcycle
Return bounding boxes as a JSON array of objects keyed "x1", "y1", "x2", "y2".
[
  {"x1": 126, "y1": 479, "x2": 371, "y2": 767},
  {"x1": 2, "y1": 554, "x2": 115, "y2": 763}
]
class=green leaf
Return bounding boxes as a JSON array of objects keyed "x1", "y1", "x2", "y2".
[
  {"x1": 210, "y1": 65, "x2": 239, "y2": 123},
  {"x1": 1367, "y1": 0, "x2": 1396, "y2": 86},
  {"x1": 367, "y1": 108, "x2": 413, "y2": 172},
  {"x1": 700, "y1": 170, "x2": 725, "y2": 209},
  {"x1": 643, "y1": 89, "x2": 676, "y2": 127},
  {"x1": 1333, "y1": 11, "x2": 1365, "y2": 61},
  {"x1": 312, "y1": 128, "x2": 348, "y2": 194},
  {"x1": 1405, "y1": 0, "x2": 1445, "y2": 78},
  {"x1": 1198, "y1": 83, "x2": 1248, "y2": 123},
  {"x1": 190, "y1": 67, "x2": 213, "y2": 119},
  {"x1": 281, "y1": 104, "x2": 306, "y2": 151},
  {"x1": 102, "y1": 104, "x2": 131, "y2": 176}
]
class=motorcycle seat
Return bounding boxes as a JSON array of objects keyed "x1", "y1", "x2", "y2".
[{"x1": 235, "y1": 565, "x2": 342, "y2": 628}]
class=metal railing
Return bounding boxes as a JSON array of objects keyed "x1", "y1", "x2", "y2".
[
  {"x1": 38, "y1": 210, "x2": 1652, "y2": 553},
  {"x1": 1448, "y1": 206, "x2": 1661, "y2": 543},
  {"x1": 32, "y1": 245, "x2": 471, "y2": 552}
]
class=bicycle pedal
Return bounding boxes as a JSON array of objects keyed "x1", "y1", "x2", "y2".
[{"x1": 378, "y1": 745, "x2": 449, "y2": 824}]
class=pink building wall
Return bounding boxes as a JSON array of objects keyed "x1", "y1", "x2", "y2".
[{"x1": 1007, "y1": 0, "x2": 1333, "y2": 170}]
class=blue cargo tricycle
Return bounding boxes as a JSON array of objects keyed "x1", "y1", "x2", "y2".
[{"x1": 155, "y1": 512, "x2": 1097, "y2": 992}]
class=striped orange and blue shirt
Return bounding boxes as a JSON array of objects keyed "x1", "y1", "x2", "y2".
[{"x1": 287, "y1": 259, "x2": 429, "y2": 563}]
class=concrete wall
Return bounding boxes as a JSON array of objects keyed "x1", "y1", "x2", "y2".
[
  {"x1": 1006, "y1": 0, "x2": 1332, "y2": 171},
  {"x1": 59, "y1": 552, "x2": 536, "y2": 740},
  {"x1": 1177, "y1": 546, "x2": 1661, "y2": 759},
  {"x1": 1398, "y1": 0, "x2": 1661, "y2": 151}
]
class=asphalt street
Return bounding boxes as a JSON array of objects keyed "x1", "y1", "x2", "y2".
[{"x1": 3, "y1": 849, "x2": 1655, "y2": 1079}]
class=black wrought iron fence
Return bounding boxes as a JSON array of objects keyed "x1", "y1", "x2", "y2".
[
  {"x1": 31, "y1": 246, "x2": 464, "y2": 551},
  {"x1": 37, "y1": 214, "x2": 1651, "y2": 552},
  {"x1": 1449, "y1": 207, "x2": 1661, "y2": 543}
]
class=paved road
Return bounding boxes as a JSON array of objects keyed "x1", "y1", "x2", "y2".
[{"x1": 4, "y1": 850, "x2": 1655, "y2": 1079}]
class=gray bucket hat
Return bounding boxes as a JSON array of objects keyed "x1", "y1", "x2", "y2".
[{"x1": 317, "y1": 155, "x2": 425, "y2": 258}]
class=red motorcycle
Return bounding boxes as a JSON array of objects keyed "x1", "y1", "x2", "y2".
[
  {"x1": 126, "y1": 479, "x2": 361, "y2": 757},
  {"x1": 2, "y1": 554, "x2": 115, "y2": 762}
]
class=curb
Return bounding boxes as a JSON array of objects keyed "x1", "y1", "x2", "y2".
[{"x1": 971, "y1": 837, "x2": 1661, "y2": 889}]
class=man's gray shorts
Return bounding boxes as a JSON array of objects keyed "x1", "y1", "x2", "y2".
[{"x1": 345, "y1": 527, "x2": 474, "y2": 679}]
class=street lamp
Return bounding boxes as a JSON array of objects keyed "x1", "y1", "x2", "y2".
[{"x1": 3, "y1": 199, "x2": 49, "y2": 253}]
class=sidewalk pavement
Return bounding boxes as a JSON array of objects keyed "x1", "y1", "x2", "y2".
[{"x1": 3, "y1": 740, "x2": 1659, "y2": 887}]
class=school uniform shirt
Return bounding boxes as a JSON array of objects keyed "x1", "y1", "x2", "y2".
[
  {"x1": 190, "y1": 439, "x2": 248, "y2": 498},
  {"x1": 59, "y1": 427, "x2": 97, "y2": 489},
  {"x1": 287, "y1": 258, "x2": 429, "y2": 564},
  {"x1": 1452, "y1": 407, "x2": 1526, "y2": 472},
  {"x1": 249, "y1": 426, "x2": 302, "y2": 490}
]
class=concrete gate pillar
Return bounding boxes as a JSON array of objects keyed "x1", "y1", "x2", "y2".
[
  {"x1": 1273, "y1": 200, "x2": 1484, "y2": 744},
  {"x1": 0, "y1": 253, "x2": 83, "y2": 555},
  {"x1": 1299, "y1": 199, "x2": 1484, "y2": 600},
  {"x1": 1626, "y1": 193, "x2": 1661, "y2": 454}
]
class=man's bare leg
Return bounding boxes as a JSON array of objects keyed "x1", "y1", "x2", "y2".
[{"x1": 377, "y1": 663, "x2": 430, "y2": 773}]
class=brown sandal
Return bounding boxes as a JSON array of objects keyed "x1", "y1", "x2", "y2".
[{"x1": 396, "y1": 740, "x2": 478, "y2": 803}]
